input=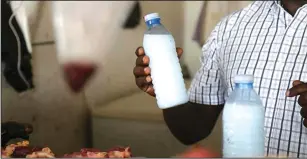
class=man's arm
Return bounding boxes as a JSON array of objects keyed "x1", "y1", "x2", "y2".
[
  {"x1": 163, "y1": 19, "x2": 226, "y2": 145},
  {"x1": 133, "y1": 14, "x2": 226, "y2": 145},
  {"x1": 163, "y1": 102, "x2": 223, "y2": 145}
]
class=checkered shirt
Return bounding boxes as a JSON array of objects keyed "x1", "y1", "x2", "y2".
[{"x1": 188, "y1": 1, "x2": 307, "y2": 157}]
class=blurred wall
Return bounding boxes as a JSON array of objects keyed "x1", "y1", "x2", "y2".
[{"x1": 1, "y1": 1, "x2": 183, "y2": 155}]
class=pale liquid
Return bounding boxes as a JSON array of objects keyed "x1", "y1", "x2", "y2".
[
  {"x1": 222, "y1": 103, "x2": 265, "y2": 157},
  {"x1": 143, "y1": 34, "x2": 189, "y2": 109}
]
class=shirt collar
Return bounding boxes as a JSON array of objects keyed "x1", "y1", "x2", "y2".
[
  {"x1": 271, "y1": 0, "x2": 307, "y2": 27},
  {"x1": 270, "y1": 1, "x2": 290, "y2": 27},
  {"x1": 274, "y1": 0, "x2": 307, "y2": 11}
]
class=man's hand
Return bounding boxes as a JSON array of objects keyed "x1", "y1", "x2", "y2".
[
  {"x1": 133, "y1": 46, "x2": 183, "y2": 97},
  {"x1": 286, "y1": 80, "x2": 307, "y2": 128}
]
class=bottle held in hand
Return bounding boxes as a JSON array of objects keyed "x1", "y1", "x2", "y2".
[{"x1": 142, "y1": 13, "x2": 189, "y2": 109}]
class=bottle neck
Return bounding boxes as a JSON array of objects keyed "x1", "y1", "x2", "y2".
[
  {"x1": 146, "y1": 18, "x2": 161, "y2": 29},
  {"x1": 235, "y1": 83, "x2": 253, "y2": 89}
]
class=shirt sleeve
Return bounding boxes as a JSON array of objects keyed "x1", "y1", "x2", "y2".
[{"x1": 188, "y1": 23, "x2": 226, "y2": 106}]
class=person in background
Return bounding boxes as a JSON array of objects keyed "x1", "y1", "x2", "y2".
[{"x1": 133, "y1": 0, "x2": 307, "y2": 157}]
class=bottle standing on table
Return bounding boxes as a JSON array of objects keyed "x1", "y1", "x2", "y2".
[
  {"x1": 222, "y1": 74, "x2": 265, "y2": 157},
  {"x1": 142, "y1": 13, "x2": 189, "y2": 109}
]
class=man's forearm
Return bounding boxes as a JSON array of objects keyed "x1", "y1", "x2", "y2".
[{"x1": 163, "y1": 102, "x2": 224, "y2": 145}]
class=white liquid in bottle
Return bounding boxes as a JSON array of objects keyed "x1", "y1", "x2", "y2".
[
  {"x1": 143, "y1": 13, "x2": 189, "y2": 109},
  {"x1": 222, "y1": 75, "x2": 265, "y2": 157}
]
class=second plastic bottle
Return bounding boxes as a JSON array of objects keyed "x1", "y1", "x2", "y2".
[
  {"x1": 143, "y1": 13, "x2": 189, "y2": 109},
  {"x1": 222, "y1": 75, "x2": 265, "y2": 157}
]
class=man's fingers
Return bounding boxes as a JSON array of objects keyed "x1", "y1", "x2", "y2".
[
  {"x1": 135, "y1": 76, "x2": 152, "y2": 87},
  {"x1": 298, "y1": 92, "x2": 307, "y2": 107},
  {"x1": 135, "y1": 47, "x2": 145, "y2": 57},
  {"x1": 135, "y1": 77, "x2": 155, "y2": 97},
  {"x1": 293, "y1": 80, "x2": 303, "y2": 86},
  {"x1": 286, "y1": 82, "x2": 307, "y2": 97},
  {"x1": 136, "y1": 55, "x2": 150, "y2": 66},
  {"x1": 145, "y1": 84, "x2": 156, "y2": 97},
  {"x1": 176, "y1": 47, "x2": 183, "y2": 58},
  {"x1": 133, "y1": 66, "x2": 151, "y2": 77}
]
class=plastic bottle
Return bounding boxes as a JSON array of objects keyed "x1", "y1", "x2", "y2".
[
  {"x1": 143, "y1": 13, "x2": 189, "y2": 109},
  {"x1": 222, "y1": 75, "x2": 265, "y2": 157}
]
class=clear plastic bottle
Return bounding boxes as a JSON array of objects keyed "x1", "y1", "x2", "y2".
[
  {"x1": 222, "y1": 75, "x2": 265, "y2": 157},
  {"x1": 143, "y1": 13, "x2": 189, "y2": 109}
]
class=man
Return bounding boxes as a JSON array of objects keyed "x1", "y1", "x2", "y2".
[{"x1": 133, "y1": 0, "x2": 307, "y2": 157}]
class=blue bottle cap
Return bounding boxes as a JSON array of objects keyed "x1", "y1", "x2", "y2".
[
  {"x1": 144, "y1": 13, "x2": 160, "y2": 22},
  {"x1": 234, "y1": 74, "x2": 254, "y2": 83}
]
